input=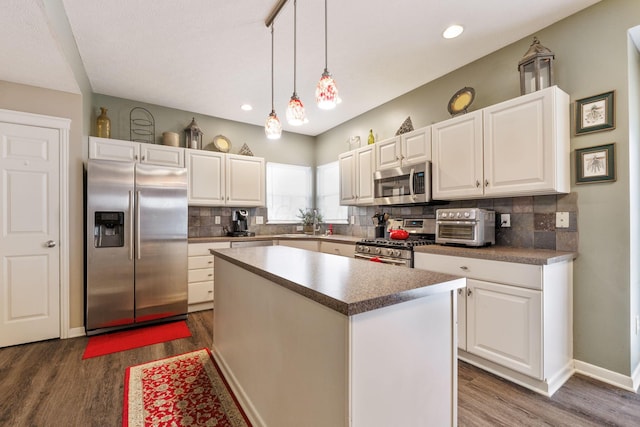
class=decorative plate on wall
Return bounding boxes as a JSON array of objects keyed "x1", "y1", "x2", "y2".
[{"x1": 447, "y1": 87, "x2": 475, "y2": 116}]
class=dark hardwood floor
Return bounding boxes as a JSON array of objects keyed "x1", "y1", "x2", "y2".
[{"x1": 1, "y1": 310, "x2": 638, "y2": 426}]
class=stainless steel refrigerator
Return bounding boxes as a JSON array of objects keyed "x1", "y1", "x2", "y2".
[{"x1": 85, "y1": 159, "x2": 188, "y2": 335}]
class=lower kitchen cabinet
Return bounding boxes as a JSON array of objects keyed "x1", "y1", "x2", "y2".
[
  {"x1": 414, "y1": 252, "x2": 573, "y2": 396},
  {"x1": 276, "y1": 239, "x2": 320, "y2": 252},
  {"x1": 320, "y1": 241, "x2": 355, "y2": 257},
  {"x1": 187, "y1": 242, "x2": 230, "y2": 312}
]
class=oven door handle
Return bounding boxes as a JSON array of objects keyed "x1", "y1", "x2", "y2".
[{"x1": 354, "y1": 253, "x2": 409, "y2": 266}]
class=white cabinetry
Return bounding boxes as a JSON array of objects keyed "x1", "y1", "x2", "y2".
[
  {"x1": 414, "y1": 252, "x2": 573, "y2": 396},
  {"x1": 185, "y1": 149, "x2": 265, "y2": 207},
  {"x1": 277, "y1": 239, "x2": 319, "y2": 252},
  {"x1": 187, "y1": 241, "x2": 230, "y2": 312},
  {"x1": 320, "y1": 241, "x2": 355, "y2": 257},
  {"x1": 89, "y1": 136, "x2": 184, "y2": 167},
  {"x1": 339, "y1": 145, "x2": 375, "y2": 205},
  {"x1": 375, "y1": 126, "x2": 431, "y2": 170},
  {"x1": 432, "y1": 111, "x2": 484, "y2": 199},
  {"x1": 431, "y1": 86, "x2": 569, "y2": 200}
]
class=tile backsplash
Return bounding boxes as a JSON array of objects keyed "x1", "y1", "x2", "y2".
[{"x1": 188, "y1": 192, "x2": 578, "y2": 252}]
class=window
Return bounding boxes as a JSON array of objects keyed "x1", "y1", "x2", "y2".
[
  {"x1": 266, "y1": 162, "x2": 312, "y2": 223},
  {"x1": 316, "y1": 161, "x2": 348, "y2": 223}
]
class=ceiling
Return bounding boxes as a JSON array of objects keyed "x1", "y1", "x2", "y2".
[{"x1": 2, "y1": 0, "x2": 601, "y2": 136}]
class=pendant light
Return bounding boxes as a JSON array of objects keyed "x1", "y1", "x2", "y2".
[
  {"x1": 315, "y1": 0, "x2": 339, "y2": 110},
  {"x1": 265, "y1": 23, "x2": 282, "y2": 139},
  {"x1": 286, "y1": 0, "x2": 307, "y2": 126}
]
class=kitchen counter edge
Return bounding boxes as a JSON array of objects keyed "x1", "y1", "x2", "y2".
[
  {"x1": 414, "y1": 244, "x2": 577, "y2": 265},
  {"x1": 189, "y1": 234, "x2": 361, "y2": 244}
]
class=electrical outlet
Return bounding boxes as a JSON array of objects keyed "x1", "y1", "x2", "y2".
[
  {"x1": 500, "y1": 214, "x2": 511, "y2": 228},
  {"x1": 214, "y1": 216, "x2": 221, "y2": 224},
  {"x1": 556, "y1": 212, "x2": 569, "y2": 228},
  {"x1": 296, "y1": 225, "x2": 303, "y2": 231},
  {"x1": 350, "y1": 215, "x2": 355, "y2": 225},
  {"x1": 256, "y1": 216, "x2": 264, "y2": 225}
]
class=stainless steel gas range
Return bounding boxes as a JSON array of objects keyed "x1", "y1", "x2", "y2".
[{"x1": 354, "y1": 218, "x2": 435, "y2": 267}]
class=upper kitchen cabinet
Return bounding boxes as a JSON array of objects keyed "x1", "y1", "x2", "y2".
[
  {"x1": 339, "y1": 144, "x2": 375, "y2": 205},
  {"x1": 432, "y1": 86, "x2": 569, "y2": 200},
  {"x1": 226, "y1": 154, "x2": 265, "y2": 207},
  {"x1": 375, "y1": 126, "x2": 431, "y2": 170},
  {"x1": 185, "y1": 149, "x2": 265, "y2": 207},
  {"x1": 483, "y1": 86, "x2": 569, "y2": 197},
  {"x1": 432, "y1": 111, "x2": 484, "y2": 199},
  {"x1": 89, "y1": 136, "x2": 184, "y2": 167}
]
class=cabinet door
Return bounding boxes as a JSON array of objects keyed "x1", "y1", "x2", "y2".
[
  {"x1": 466, "y1": 279, "x2": 542, "y2": 379},
  {"x1": 431, "y1": 111, "x2": 484, "y2": 199},
  {"x1": 355, "y1": 145, "x2": 375, "y2": 205},
  {"x1": 186, "y1": 150, "x2": 225, "y2": 206},
  {"x1": 89, "y1": 136, "x2": 139, "y2": 162},
  {"x1": 338, "y1": 151, "x2": 356, "y2": 205},
  {"x1": 320, "y1": 241, "x2": 355, "y2": 257},
  {"x1": 375, "y1": 136, "x2": 402, "y2": 170},
  {"x1": 401, "y1": 126, "x2": 431, "y2": 165},
  {"x1": 457, "y1": 288, "x2": 467, "y2": 351},
  {"x1": 140, "y1": 144, "x2": 184, "y2": 167},
  {"x1": 483, "y1": 86, "x2": 569, "y2": 197},
  {"x1": 226, "y1": 154, "x2": 265, "y2": 207}
]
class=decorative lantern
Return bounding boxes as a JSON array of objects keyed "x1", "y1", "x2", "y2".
[
  {"x1": 518, "y1": 37, "x2": 555, "y2": 95},
  {"x1": 184, "y1": 117, "x2": 203, "y2": 150}
]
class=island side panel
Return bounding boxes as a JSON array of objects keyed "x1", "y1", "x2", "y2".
[
  {"x1": 349, "y1": 289, "x2": 459, "y2": 427},
  {"x1": 213, "y1": 258, "x2": 349, "y2": 427}
]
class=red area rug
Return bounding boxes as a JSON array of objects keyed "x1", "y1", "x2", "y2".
[
  {"x1": 123, "y1": 348, "x2": 251, "y2": 427},
  {"x1": 82, "y1": 321, "x2": 191, "y2": 359}
]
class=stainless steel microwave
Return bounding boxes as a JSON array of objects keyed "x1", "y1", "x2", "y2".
[{"x1": 373, "y1": 161, "x2": 431, "y2": 205}]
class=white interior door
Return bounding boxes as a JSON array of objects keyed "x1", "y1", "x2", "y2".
[{"x1": 0, "y1": 122, "x2": 60, "y2": 347}]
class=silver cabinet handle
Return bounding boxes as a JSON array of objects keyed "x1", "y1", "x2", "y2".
[
  {"x1": 485, "y1": 179, "x2": 489, "y2": 187},
  {"x1": 46, "y1": 240, "x2": 56, "y2": 248},
  {"x1": 208, "y1": 273, "x2": 213, "y2": 277},
  {"x1": 460, "y1": 266, "x2": 468, "y2": 271},
  {"x1": 476, "y1": 180, "x2": 480, "y2": 188},
  {"x1": 467, "y1": 288, "x2": 472, "y2": 297},
  {"x1": 141, "y1": 155, "x2": 146, "y2": 161},
  {"x1": 457, "y1": 288, "x2": 463, "y2": 295}
]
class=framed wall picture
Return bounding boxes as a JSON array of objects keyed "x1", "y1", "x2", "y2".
[
  {"x1": 575, "y1": 91, "x2": 615, "y2": 135},
  {"x1": 575, "y1": 143, "x2": 616, "y2": 184}
]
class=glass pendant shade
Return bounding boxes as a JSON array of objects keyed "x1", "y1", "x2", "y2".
[
  {"x1": 265, "y1": 111, "x2": 282, "y2": 139},
  {"x1": 286, "y1": 93, "x2": 306, "y2": 126},
  {"x1": 315, "y1": 69, "x2": 338, "y2": 110}
]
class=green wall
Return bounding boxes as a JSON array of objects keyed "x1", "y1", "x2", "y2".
[{"x1": 317, "y1": 0, "x2": 640, "y2": 377}]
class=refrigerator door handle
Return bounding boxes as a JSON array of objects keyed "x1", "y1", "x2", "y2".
[
  {"x1": 129, "y1": 190, "x2": 134, "y2": 260},
  {"x1": 136, "y1": 190, "x2": 141, "y2": 260}
]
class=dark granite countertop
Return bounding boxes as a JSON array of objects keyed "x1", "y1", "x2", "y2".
[
  {"x1": 211, "y1": 245, "x2": 465, "y2": 316},
  {"x1": 414, "y1": 244, "x2": 576, "y2": 265}
]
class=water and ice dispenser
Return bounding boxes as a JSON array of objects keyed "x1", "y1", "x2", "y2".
[{"x1": 94, "y1": 211, "x2": 124, "y2": 248}]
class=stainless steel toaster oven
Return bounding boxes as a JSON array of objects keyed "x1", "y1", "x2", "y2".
[{"x1": 435, "y1": 208, "x2": 495, "y2": 247}]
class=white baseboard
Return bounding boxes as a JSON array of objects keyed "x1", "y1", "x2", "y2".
[
  {"x1": 574, "y1": 359, "x2": 639, "y2": 393},
  {"x1": 67, "y1": 326, "x2": 86, "y2": 338}
]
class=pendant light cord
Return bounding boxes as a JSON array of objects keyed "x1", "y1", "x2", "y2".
[
  {"x1": 293, "y1": 0, "x2": 297, "y2": 95},
  {"x1": 324, "y1": 0, "x2": 328, "y2": 71},
  {"x1": 271, "y1": 23, "x2": 275, "y2": 112}
]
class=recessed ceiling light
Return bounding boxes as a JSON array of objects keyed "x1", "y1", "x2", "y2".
[
  {"x1": 241, "y1": 104, "x2": 253, "y2": 111},
  {"x1": 443, "y1": 25, "x2": 464, "y2": 39}
]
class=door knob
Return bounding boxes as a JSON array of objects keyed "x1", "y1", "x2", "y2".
[{"x1": 46, "y1": 240, "x2": 56, "y2": 248}]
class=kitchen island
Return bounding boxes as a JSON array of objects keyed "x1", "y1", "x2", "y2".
[{"x1": 210, "y1": 245, "x2": 466, "y2": 427}]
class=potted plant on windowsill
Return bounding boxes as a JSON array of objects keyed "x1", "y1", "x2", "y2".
[{"x1": 297, "y1": 208, "x2": 322, "y2": 235}]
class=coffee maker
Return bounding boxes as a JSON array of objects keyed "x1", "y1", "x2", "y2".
[{"x1": 229, "y1": 209, "x2": 254, "y2": 237}]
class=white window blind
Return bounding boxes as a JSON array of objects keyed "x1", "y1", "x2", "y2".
[
  {"x1": 316, "y1": 161, "x2": 348, "y2": 224},
  {"x1": 266, "y1": 162, "x2": 312, "y2": 223}
]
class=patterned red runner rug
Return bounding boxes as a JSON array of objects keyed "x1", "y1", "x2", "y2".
[
  {"x1": 123, "y1": 348, "x2": 251, "y2": 427},
  {"x1": 83, "y1": 321, "x2": 191, "y2": 359}
]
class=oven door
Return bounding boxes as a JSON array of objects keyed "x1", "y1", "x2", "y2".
[
  {"x1": 435, "y1": 221, "x2": 480, "y2": 245},
  {"x1": 354, "y1": 253, "x2": 411, "y2": 267}
]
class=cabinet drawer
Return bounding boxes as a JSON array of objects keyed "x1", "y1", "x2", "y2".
[
  {"x1": 320, "y1": 242, "x2": 355, "y2": 257},
  {"x1": 189, "y1": 268, "x2": 214, "y2": 283},
  {"x1": 188, "y1": 281, "x2": 214, "y2": 304},
  {"x1": 189, "y1": 255, "x2": 214, "y2": 269},
  {"x1": 414, "y1": 253, "x2": 542, "y2": 290},
  {"x1": 188, "y1": 241, "x2": 229, "y2": 256}
]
